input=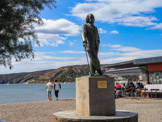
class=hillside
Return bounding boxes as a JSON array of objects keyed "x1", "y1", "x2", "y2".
[{"x1": 0, "y1": 65, "x2": 92, "y2": 84}]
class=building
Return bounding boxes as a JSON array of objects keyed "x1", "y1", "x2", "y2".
[{"x1": 105, "y1": 56, "x2": 162, "y2": 84}]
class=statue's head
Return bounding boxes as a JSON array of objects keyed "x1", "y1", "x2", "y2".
[{"x1": 86, "y1": 14, "x2": 95, "y2": 24}]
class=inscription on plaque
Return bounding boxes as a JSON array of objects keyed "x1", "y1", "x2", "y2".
[{"x1": 98, "y1": 81, "x2": 107, "y2": 88}]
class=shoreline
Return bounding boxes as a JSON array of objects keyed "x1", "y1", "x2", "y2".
[
  {"x1": 0, "y1": 98, "x2": 162, "y2": 122},
  {"x1": 0, "y1": 98, "x2": 75, "y2": 105},
  {"x1": 1, "y1": 97, "x2": 161, "y2": 105}
]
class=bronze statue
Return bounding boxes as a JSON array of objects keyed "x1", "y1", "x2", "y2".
[{"x1": 81, "y1": 14, "x2": 102, "y2": 76}]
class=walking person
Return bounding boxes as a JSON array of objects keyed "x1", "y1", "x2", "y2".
[
  {"x1": 54, "y1": 79, "x2": 61, "y2": 100},
  {"x1": 46, "y1": 80, "x2": 54, "y2": 101}
]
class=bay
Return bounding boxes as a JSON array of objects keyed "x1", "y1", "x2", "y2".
[{"x1": 0, "y1": 83, "x2": 75, "y2": 104}]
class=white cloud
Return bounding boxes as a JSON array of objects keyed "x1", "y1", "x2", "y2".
[
  {"x1": 100, "y1": 44, "x2": 158, "y2": 64},
  {"x1": 99, "y1": 52, "x2": 121, "y2": 58},
  {"x1": 108, "y1": 44, "x2": 121, "y2": 48},
  {"x1": 120, "y1": 50, "x2": 162, "y2": 58},
  {"x1": 116, "y1": 16, "x2": 157, "y2": 27},
  {"x1": 101, "y1": 44, "x2": 140, "y2": 52},
  {"x1": 35, "y1": 33, "x2": 65, "y2": 47},
  {"x1": 34, "y1": 55, "x2": 75, "y2": 61},
  {"x1": 71, "y1": 0, "x2": 162, "y2": 28},
  {"x1": 51, "y1": 40, "x2": 65, "y2": 47},
  {"x1": 102, "y1": 44, "x2": 121, "y2": 48},
  {"x1": 36, "y1": 33, "x2": 66, "y2": 40},
  {"x1": 59, "y1": 50, "x2": 85, "y2": 54},
  {"x1": 35, "y1": 19, "x2": 80, "y2": 36},
  {"x1": 69, "y1": 42, "x2": 75, "y2": 46},
  {"x1": 151, "y1": 23, "x2": 162, "y2": 29},
  {"x1": 110, "y1": 30, "x2": 119, "y2": 34},
  {"x1": 98, "y1": 28, "x2": 107, "y2": 34},
  {"x1": 36, "y1": 38, "x2": 65, "y2": 47},
  {"x1": 34, "y1": 18, "x2": 80, "y2": 46},
  {"x1": 101, "y1": 57, "x2": 135, "y2": 64},
  {"x1": 112, "y1": 46, "x2": 141, "y2": 52},
  {"x1": 100, "y1": 45, "x2": 162, "y2": 64},
  {"x1": 0, "y1": 52, "x2": 87, "y2": 74},
  {"x1": 1, "y1": 47, "x2": 162, "y2": 74}
]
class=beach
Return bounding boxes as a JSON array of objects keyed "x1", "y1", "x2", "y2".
[{"x1": 0, "y1": 98, "x2": 162, "y2": 122}]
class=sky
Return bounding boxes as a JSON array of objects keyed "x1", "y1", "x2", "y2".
[{"x1": 1, "y1": 0, "x2": 162, "y2": 74}]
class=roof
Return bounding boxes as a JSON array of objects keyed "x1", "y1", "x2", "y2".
[
  {"x1": 105, "y1": 61, "x2": 134, "y2": 69},
  {"x1": 133, "y1": 56, "x2": 162, "y2": 65}
]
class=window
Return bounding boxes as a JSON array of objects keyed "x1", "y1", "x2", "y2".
[{"x1": 149, "y1": 71, "x2": 162, "y2": 84}]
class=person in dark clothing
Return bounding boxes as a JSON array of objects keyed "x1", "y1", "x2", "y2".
[
  {"x1": 126, "y1": 82, "x2": 130, "y2": 93},
  {"x1": 54, "y1": 79, "x2": 61, "y2": 100},
  {"x1": 140, "y1": 82, "x2": 144, "y2": 88},
  {"x1": 129, "y1": 82, "x2": 136, "y2": 96}
]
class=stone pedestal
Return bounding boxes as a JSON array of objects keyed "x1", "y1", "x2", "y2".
[{"x1": 76, "y1": 76, "x2": 115, "y2": 116}]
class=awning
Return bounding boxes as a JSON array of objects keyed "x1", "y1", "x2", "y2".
[{"x1": 105, "y1": 66, "x2": 147, "y2": 76}]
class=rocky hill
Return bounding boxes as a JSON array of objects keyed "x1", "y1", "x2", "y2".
[{"x1": 0, "y1": 65, "x2": 96, "y2": 84}]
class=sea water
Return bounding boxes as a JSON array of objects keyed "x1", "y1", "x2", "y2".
[{"x1": 0, "y1": 83, "x2": 75, "y2": 104}]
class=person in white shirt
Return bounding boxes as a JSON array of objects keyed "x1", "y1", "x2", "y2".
[
  {"x1": 46, "y1": 80, "x2": 54, "y2": 101},
  {"x1": 54, "y1": 79, "x2": 61, "y2": 100}
]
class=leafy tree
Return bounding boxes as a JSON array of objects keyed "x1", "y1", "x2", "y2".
[{"x1": 0, "y1": 0, "x2": 56, "y2": 69}]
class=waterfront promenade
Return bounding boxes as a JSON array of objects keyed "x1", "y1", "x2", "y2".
[{"x1": 0, "y1": 98, "x2": 162, "y2": 122}]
